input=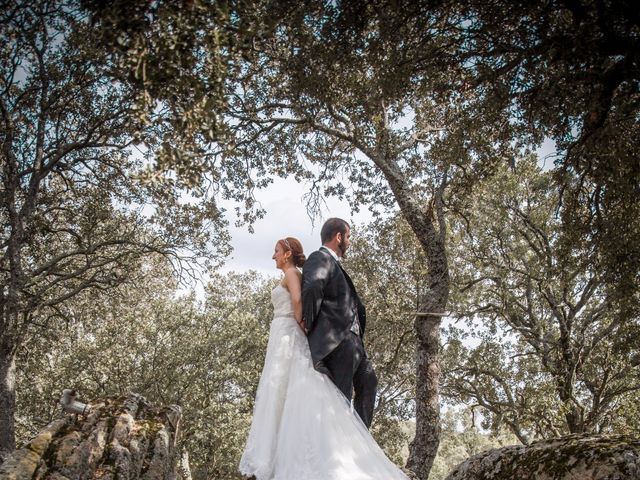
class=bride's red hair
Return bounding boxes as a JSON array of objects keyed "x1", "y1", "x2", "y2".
[{"x1": 279, "y1": 237, "x2": 305, "y2": 268}]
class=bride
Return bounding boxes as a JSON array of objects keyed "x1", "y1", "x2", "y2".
[{"x1": 239, "y1": 237, "x2": 409, "y2": 480}]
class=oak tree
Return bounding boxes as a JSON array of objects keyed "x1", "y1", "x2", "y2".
[
  {"x1": 443, "y1": 157, "x2": 640, "y2": 442},
  {"x1": 0, "y1": 1, "x2": 228, "y2": 457}
]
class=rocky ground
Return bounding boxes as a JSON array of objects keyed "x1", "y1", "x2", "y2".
[
  {"x1": 0, "y1": 394, "x2": 182, "y2": 480},
  {"x1": 445, "y1": 434, "x2": 640, "y2": 480}
]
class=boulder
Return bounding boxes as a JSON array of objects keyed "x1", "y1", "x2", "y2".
[
  {"x1": 445, "y1": 434, "x2": 640, "y2": 480},
  {"x1": 0, "y1": 393, "x2": 182, "y2": 480}
]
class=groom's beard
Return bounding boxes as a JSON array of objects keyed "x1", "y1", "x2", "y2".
[{"x1": 338, "y1": 239, "x2": 348, "y2": 258}]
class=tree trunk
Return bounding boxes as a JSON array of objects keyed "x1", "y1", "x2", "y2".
[
  {"x1": 375, "y1": 162, "x2": 449, "y2": 480},
  {"x1": 0, "y1": 343, "x2": 17, "y2": 463},
  {"x1": 407, "y1": 313, "x2": 443, "y2": 480},
  {"x1": 0, "y1": 393, "x2": 183, "y2": 480}
]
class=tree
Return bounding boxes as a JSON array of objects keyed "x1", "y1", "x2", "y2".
[
  {"x1": 215, "y1": 5, "x2": 515, "y2": 476},
  {"x1": 428, "y1": 408, "x2": 517, "y2": 480},
  {"x1": 442, "y1": 157, "x2": 640, "y2": 443},
  {"x1": 344, "y1": 219, "x2": 424, "y2": 463},
  {"x1": 15, "y1": 249, "x2": 440, "y2": 478},
  {"x1": 0, "y1": 1, "x2": 228, "y2": 458},
  {"x1": 219, "y1": 5, "x2": 639, "y2": 471},
  {"x1": 80, "y1": 0, "x2": 231, "y2": 179},
  {"x1": 345, "y1": 215, "x2": 525, "y2": 470},
  {"x1": 453, "y1": 0, "x2": 640, "y2": 314}
]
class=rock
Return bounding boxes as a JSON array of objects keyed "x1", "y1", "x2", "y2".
[
  {"x1": 445, "y1": 434, "x2": 640, "y2": 480},
  {"x1": 0, "y1": 394, "x2": 182, "y2": 480}
]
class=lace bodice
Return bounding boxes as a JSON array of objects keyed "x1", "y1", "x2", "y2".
[{"x1": 272, "y1": 284, "x2": 295, "y2": 319}]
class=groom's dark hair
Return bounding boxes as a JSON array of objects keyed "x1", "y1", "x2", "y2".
[{"x1": 321, "y1": 218, "x2": 349, "y2": 244}]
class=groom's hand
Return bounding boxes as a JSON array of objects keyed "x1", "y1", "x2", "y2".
[
  {"x1": 302, "y1": 323, "x2": 308, "y2": 334},
  {"x1": 298, "y1": 318, "x2": 308, "y2": 335}
]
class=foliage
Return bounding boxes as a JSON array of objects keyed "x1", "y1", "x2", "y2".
[
  {"x1": 82, "y1": 4, "x2": 636, "y2": 473},
  {"x1": 81, "y1": 0, "x2": 232, "y2": 186},
  {"x1": 346, "y1": 159, "x2": 639, "y2": 450},
  {"x1": 15, "y1": 254, "x2": 423, "y2": 478},
  {"x1": 6, "y1": 1, "x2": 638, "y2": 476},
  {"x1": 453, "y1": 0, "x2": 640, "y2": 313},
  {"x1": 87, "y1": 3, "x2": 640, "y2": 477},
  {"x1": 442, "y1": 157, "x2": 640, "y2": 443},
  {"x1": 346, "y1": 214, "x2": 526, "y2": 470},
  {"x1": 210, "y1": 4, "x2": 504, "y2": 476}
]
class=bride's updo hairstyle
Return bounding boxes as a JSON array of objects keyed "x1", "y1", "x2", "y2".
[{"x1": 279, "y1": 237, "x2": 306, "y2": 268}]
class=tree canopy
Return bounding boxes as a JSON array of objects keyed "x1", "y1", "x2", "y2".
[
  {"x1": 452, "y1": 0, "x2": 640, "y2": 315},
  {"x1": 443, "y1": 156, "x2": 640, "y2": 443}
]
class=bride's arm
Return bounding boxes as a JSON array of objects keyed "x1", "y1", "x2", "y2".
[{"x1": 284, "y1": 268, "x2": 303, "y2": 326}]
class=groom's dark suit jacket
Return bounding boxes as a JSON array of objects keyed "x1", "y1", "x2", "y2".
[{"x1": 302, "y1": 248, "x2": 366, "y2": 369}]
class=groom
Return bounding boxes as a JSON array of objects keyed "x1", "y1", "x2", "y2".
[{"x1": 302, "y1": 218, "x2": 377, "y2": 428}]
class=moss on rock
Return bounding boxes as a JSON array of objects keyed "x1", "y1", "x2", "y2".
[{"x1": 445, "y1": 434, "x2": 640, "y2": 480}]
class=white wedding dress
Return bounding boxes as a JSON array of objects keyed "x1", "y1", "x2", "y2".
[{"x1": 239, "y1": 284, "x2": 409, "y2": 480}]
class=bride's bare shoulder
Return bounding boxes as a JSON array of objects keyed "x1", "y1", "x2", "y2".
[{"x1": 282, "y1": 267, "x2": 302, "y2": 289}]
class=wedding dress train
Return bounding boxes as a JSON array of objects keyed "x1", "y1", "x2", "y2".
[{"x1": 239, "y1": 284, "x2": 409, "y2": 480}]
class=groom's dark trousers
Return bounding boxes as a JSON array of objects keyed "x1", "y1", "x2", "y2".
[{"x1": 302, "y1": 248, "x2": 377, "y2": 428}]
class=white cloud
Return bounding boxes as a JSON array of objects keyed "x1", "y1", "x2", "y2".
[{"x1": 220, "y1": 176, "x2": 372, "y2": 276}]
